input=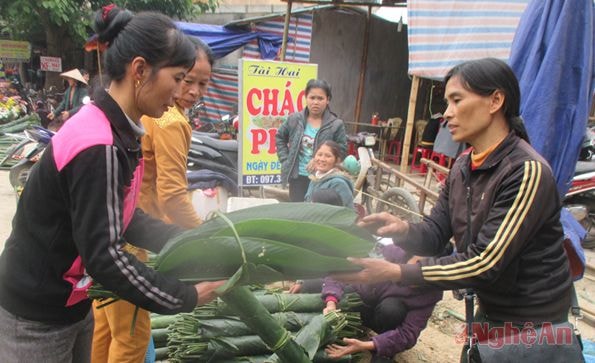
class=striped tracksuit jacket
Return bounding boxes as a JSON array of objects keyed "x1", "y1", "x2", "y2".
[{"x1": 397, "y1": 132, "x2": 571, "y2": 324}]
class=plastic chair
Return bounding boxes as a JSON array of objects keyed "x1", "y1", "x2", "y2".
[
  {"x1": 413, "y1": 119, "x2": 428, "y2": 151},
  {"x1": 383, "y1": 117, "x2": 403, "y2": 164},
  {"x1": 410, "y1": 146, "x2": 432, "y2": 174},
  {"x1": 384, "y1": 140, "x2": 402, "y2": 164}
]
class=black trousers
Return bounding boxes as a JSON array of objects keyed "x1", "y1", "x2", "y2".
[
  {"x1": 360, "y1": 296, "x2": 408, "y2": 335},
  {"x1": 289, "y1": 175, "x2": 310, "y2": 202},
  {"x1": 361, "y1": 296, "x2": 408, "y2": 362}
]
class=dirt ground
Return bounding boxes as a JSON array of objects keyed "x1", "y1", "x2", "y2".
[{"x1": 0, "y1": 170, "x2": 594, "y2": 362}]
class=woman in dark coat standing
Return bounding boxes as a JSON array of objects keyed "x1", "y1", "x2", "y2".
[{"x1": 275, "y1": 79, "x2": 347, "y2": 202}]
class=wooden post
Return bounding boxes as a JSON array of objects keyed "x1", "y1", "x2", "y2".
[
  {"x1": 353, "y1": 5, "x2": 372, "y2": 133},
  {"x1": 400, "y1": 75, "x2": 420, "y2": 174},
  {"x1": 280, "y1": 0, "x2": 293, "y2": 61}
]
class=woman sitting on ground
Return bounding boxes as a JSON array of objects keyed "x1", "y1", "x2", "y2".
[{"x1": 304, "y1": 140, "x2": 354, "y2": 208}]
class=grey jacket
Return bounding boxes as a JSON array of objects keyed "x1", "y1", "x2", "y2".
[
  {"x1": 275, "y1": 108, "x2": 347, "y2": 184},
  {"x1": 304, "y1": 170, "x2": 354, "y2": 208}
]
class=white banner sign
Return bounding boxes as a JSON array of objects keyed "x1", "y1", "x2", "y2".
[{"x1": 40, "y1": 56, "x2": 62, "y2": 72}]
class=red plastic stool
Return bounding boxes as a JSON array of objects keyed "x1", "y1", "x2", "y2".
[
  {"x1": 430, "y1": 151, "x2": 449, "y2": 167},
  {"x1": 347, "y1": 140, "x2": 357, "y2": 157},
  {"x1": 430, "y1": 151, "x2": 451, "y2": 183},
  {"x1": 384, "y1": 140, "x2": 402, "y2": 164},
  {"x1": 410, "y1": 147, "x2": 432, "y2": 174}
]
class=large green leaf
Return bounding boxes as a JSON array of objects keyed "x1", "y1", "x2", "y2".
[
  {"x1": 221, "y1": 202, "x2": 358, "y2": 225},
  {"x1": 213, "y1": 218, "x2": 373, "y2": 258},
  {"x1": 156, "y1": 236, "x2": 361, "y2": 282},
  {"x1": 158, "y1": 203, "x2": 360, "y2": 258}
]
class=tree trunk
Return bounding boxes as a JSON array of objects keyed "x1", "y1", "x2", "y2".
[{"x1": 38, "y1": 8, "x2": 68, "y2": 90}]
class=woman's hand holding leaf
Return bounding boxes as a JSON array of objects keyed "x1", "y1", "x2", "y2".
[
  {"x1": 325, "y1": 338, "x2": 375, "y2": 358},
  {"x1": 195, "y1": 280, "x2": 227, "y2": 306},
  {"x1": 330, "y1": 257, "x2": 402, "y2": 285},
  {"x1": 288, "y1": 280, "x2": 303, "y2": 294},
  {"x1": 323, "y1": 300, "x2": 337, "y2": 315}
]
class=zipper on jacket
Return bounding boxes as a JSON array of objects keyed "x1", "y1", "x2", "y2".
[
  {"x1": 287, "y1": 120, "x2": 305, "y2": 180},
  {"x1": 461, "y1": 161, "x2": 473, "y2": 249}
]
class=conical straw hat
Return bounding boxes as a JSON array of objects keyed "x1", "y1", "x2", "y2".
[{"x1": 60, "y1": 69, "x2": 87, "y2": 85}]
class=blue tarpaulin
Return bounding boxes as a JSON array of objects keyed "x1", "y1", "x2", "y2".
[
  {"x1": 509, "y1": 0, "x2": 595, "y2": 278},
  {"x1": 509, "y1": 0, "x2": 595, "y2": 196},
  {"x1": 175, "y1": 22, "x2": 285, "y2": 60}
]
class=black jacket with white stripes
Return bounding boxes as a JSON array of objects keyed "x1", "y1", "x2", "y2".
[
  {"x1": 398, "y1": 132, "x2": 572, "y2": 324},
  {"x1": 0, "y1": 89, "x2": 197, "y2": 323}
]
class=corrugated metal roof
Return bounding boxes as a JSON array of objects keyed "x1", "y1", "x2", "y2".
[
  {"x1": 224, "y1": 2, "x2": 406, "y2": 29},
  {"x1": 224, "y1": 4, "x2": 333, "y2": 28}
]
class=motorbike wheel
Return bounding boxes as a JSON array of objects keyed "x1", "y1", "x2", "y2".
[
  {"x1": 582, "y1": 215, "x2": 595, "y2": 249},
  {"x1": 364, "y1": 175, "x2": 394, "y2": 213},
  {"x1": 9, "y1": 161, "x2": 34, "y2": 189},
  {"x1": 375, "y1": 187, "x2": 422, "y2": 223}
]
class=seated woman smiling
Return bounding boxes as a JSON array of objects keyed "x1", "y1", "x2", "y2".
[{"x1": 304, "y1": 140, "x2": 354, "y2": 209}]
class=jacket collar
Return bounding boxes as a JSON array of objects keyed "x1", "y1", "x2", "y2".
[
  {"x1": 301, "y1": 107, "x2": 338, "y2": 127},
  {"x1": 465, "y1": 132, "x2": 520, "y2": 171},
  {"x1": 93, "y1": 88, "x2": 141, "y2": 152}
]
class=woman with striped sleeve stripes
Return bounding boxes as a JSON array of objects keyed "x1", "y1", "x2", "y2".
[{"x1": 333, "y1": 58, "x2": 583, "y2": 362}]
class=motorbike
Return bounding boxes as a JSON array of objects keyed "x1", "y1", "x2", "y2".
[
  {"x1": 564, "y1": 160, "x2": 595, "y2": 249},
  {"x1": 354, "y1": 141, "x2": 421, "y2": 223},
  {"x1": 579, "y1": 126, "x2": 595, "y2": 161},
  {"x1": 8, "y1": 126, "x2": 54, "y2": 189},
  {"x1": 187, "y1": 130, "x2": 239, "y2": 192}
]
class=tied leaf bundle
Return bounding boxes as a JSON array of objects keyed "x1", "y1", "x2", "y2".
[
  {"x1": 153, "y1": 292, "x2": 365, "y2": 362},
  {"x1": 163, "y1": 299, "x2": 363, "y2": 361}
]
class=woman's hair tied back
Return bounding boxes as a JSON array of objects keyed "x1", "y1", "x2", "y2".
[{"x1": 94, "y1": 4, "x2": 133, "y2": 45}]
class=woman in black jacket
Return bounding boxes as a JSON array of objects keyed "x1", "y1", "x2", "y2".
[{"x1": 334, "y1": 58, "x2": 583, "y2": 362}]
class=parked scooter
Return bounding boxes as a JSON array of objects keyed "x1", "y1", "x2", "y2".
[
  {"x1": 188, "y1": 131, "x2": 239, "y2": 184},
  {"x1": 354, "y1": 145, "x2": 421, "y2": 223},
  {"x1": 564, "y1": 160, "x2": 595, "y2": 249},
  {"x1": 8, "y1": 126, "x2": 54, "y2": 189}
]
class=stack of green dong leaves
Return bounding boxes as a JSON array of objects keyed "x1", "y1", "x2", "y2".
[
  {"x1": 100, "y1": 203, "x2": 376, "y2": 362},
  {"x1": 151, "y1": 291, "x2": 366, "y2": 362}
]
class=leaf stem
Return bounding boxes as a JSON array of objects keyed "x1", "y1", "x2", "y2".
[{"x1": 214, "y1": 210, "x2": 247, "y2": 263}]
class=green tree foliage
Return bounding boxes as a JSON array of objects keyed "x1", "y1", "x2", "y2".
[{"x1": 0, "y1": 0, "x2": 218, "y2": 86}]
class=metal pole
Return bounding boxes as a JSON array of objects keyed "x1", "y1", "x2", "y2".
[
  {"x1": 353, "y1": 5, "x2": 372, "y2": 133},
  {"x1": 280, "y1": 0, "x2": 293, "y2": 61}
]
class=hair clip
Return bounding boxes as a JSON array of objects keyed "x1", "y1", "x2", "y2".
[{"x1": 102, "y1": 4, "x2": 116, "y2": 21}]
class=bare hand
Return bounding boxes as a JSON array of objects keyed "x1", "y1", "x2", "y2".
[
  {"x1": 357, "y1": 212, "x2": 409, "y2": 237},
  {"x1": 47, "y1": 112, "x2": 55, "y2": 120},
  {"x1": 288, "y1": 281, "x2": 302, "y2": 294},
  {"x1": 330, "y1": 257, "x2": 401, "y2": 285},
  {"x1": 325, "y1": 338, "x2": 375, "y2": 358},
  {"x1": 194, "y1": 280, "x2": 227, "y2": 305},
  {"x1": 323, "y1": 300, "x2": 337, "y2": 315},
  {"x1": 61, "y1": 111, "x2": 70, "y2": 121},
  {"x1": 407, "y1": 255, "x2": 422, "y2": 264}
]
